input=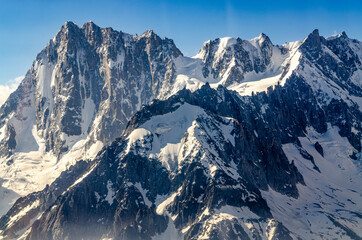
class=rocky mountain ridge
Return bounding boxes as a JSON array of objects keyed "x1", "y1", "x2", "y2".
[
  {"x1": 1, "y1": 79, "x2": 360, "y2": 239},
  {"x1": 0, "y1": 21, "x2": 303, "y2": 203},
  {"x1": 0, "y1": 22, "x2": 361, "y2": 239}
]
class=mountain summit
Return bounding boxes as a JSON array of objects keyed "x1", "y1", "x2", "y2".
[{"x1": 0, "y1": 22, "x2": 361, "y2": 239}]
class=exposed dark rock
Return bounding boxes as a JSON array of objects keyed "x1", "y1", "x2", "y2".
[
  {"x1": 0, "y1": 27, "x2": 361, "y2": 240},
  {"x1": 314, "y1": 141, "x2": 324, "y2": 157}
]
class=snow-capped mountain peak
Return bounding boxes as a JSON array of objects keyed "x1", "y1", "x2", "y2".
[{"x1": 0, "y1": 24, "x2": 361, "y2": 240}]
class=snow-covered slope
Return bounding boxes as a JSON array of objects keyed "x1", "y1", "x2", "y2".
[
  {"x1": 172, "y1": 34, "x2": 302, "y2": 96},
  {"x1": 269, "y1": 124, "x2": 362, "y2": 239},
  {"x1": 0, "y1": 23, "x2": 361, "y2": 240},
  {"x1": 1, "y1": 77, "x2": 360, "y2": 239},
  {"x1": 0, "y1": 21, "x2": 182, "y2": 213},
  {"x1": 0, "y1": 22, "x2": 302, "y2": 213}
]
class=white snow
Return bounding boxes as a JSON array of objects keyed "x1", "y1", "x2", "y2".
[
  {"x1": 68, "y1": 162, "x2": 98, "y2": 190},
  {"x1": 17, "y1": 227, "x2": 32, "y2": 240},
  {"x1": 192, "y1": 204, "x2": 296, "y2": 240},
  {"x1": 153, "y1": 187, "x2": 184, "y2": 240},
  {"x1": 171, "y1": 56, "x2": 210, "y2": 95},
  {"x1": 0, "y1": 33, "x2": 331, "y2": 218},
  {"x1": 215, "y1": 37, "x2": 237, "y2": 59},
  {"x1": 94, "y1": 191, "x2": 101, "y2": 202},
  {"x1": 278, "y1": 50, "x2": 302, "y2": 86},
  {"x1": 152, "y1": 216, "x2": 182, "y2": 240},
  {"x1": 134, "y1": 182, "x2": 152, "y2": 207},
  {"x1": 0, "y1": 76, "x2": 23, "y2": 107},
  {"x1": 260, "y1": 104, "x2": 269, "y2": 114},
  {"x1": 156, "y1": 190, "x2": 179, "y2": 215},
  {"x1": 209, "y1": 165, "x2": 218, "y2": 178},
  {"x1": 196, "y1": 206, "x2": 262, "y2": 240},
  {"x1": 262, "y1": 124, "x2": 362, "y2": 239},
  {"x1": 1, "y1": 31, "x2": 362, "y2": 240},
  {"x1": 108, "y1": 52, "x2": 125, "y2": 69},
  {"x1": 7, "y1": 200, "x2": 40, "y2": 228},
  {"x1": 0, "y1": 69, "x2": 104, "y2": 216},
  {"x1": 93, "y1": 181, "x2": 116, "y2": 206},
  {"x1": 125, "y1": 103, "x2": 205, "y2": 158},
  {"x1": 229, "y1": 44, "x2": 301, "y2": 95},
  {"x1": 0, "y1": 183, "x2": 20, "y2": 217},
  {"x1": 125, "y1": 103, "x2": 236, "y2": 174},
  {"x1": 126, "y1": 128, "x2": 152, "y2": 153},
  {"x1": 229, "y1": 72, "x2": 281, "y2": 95},
  {"x1": 34, "y1": 60, "x2": 54, "y2": 102},
  {"x1": 0, "y1": 125, "x2": 6, "y2": 142},
  {"x1": 5, "y1": 77, "x2": 39, "y2": 154},
  {"x1": 214, "y1": 205, "x2": 260, "y2": 220},
  {"x1": 81, "y1": 98, "x2": 95, "y2": 135},
  {"x1": 0, "y1": 49, "x2": 107, "y2": 214},
  {"x1": 105, "y1": 180, "x2": 115, "y2": 205},
  {"x1": 294, "y1": 38, "x2": 362, "y2": 111},
  {"x1": 266, "y1": 219, "x2": 278, "y2": 240},
  {"x1": 176, "y1": 35, "x2": 303, "y2": 97},
  {"x1": 158, "y1": 143, "x2": 181, "y2": 172},
  {"x1": 350, "y1": 69, "x2": 362, "y2": 87}
]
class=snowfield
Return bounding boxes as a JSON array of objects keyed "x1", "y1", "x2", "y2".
[{"x1": 0, "y1": 23, "x2": 361, "y2": 240}]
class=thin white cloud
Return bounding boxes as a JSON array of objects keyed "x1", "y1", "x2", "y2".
[{"x1": 0, "y1": 76, "x2": 24, "y2": 107}]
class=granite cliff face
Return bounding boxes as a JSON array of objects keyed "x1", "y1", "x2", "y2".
[
  {"x1": 0, "y1": 23, "x2": 361, "y2": 239},
  {"x1": 0, "y1": 21, "x2": 301, "y2": 200},
  {"x1": 2, "y1": 80, "x2": 360, "y2": 239},
  {"x1": 0, "y1": 21, "x2": 182, "y2": 159},
  {"x1": 0, "y1": 22, "x2": 184, "y2": 202},
  {"x1": 196, "y1": 33, "x2": 275, "y2": 86}
]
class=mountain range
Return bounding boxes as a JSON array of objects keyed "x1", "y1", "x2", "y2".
[{"x1": 0, "y1": 22, "x2": 361, "y2": 240}]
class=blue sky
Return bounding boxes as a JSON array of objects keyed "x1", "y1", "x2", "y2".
[{"x1": 0, "y1": 0, "x2": 362, "y2": 85}]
